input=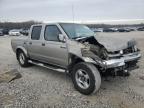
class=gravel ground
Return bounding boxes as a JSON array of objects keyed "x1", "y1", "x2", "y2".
[{"x1": 0, "y1": 31, "x2": 144, "y2": 108}]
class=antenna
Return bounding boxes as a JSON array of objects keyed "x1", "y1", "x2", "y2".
[
  {"x1": 72, "y1": 4, "x2": 76, "y2": 37},
  {"x1": 72, "y1": 4, "x2": 75, "y2": 23}
]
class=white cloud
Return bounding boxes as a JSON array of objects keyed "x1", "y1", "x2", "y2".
[{"x1": 0, "y1": 0, "x2": 144, "y2": 23}]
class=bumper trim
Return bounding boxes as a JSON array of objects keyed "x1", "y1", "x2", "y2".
[
  {"x1": 103, "y1": 52, "x2": 141, "y2": 68},
  {"x1": 122, "y1": 53, "x2": 141, "y2": 62}
]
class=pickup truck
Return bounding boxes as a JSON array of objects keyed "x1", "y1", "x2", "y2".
[{"x1": 11, "y1": 23, "x2": 141, "y2": 95}]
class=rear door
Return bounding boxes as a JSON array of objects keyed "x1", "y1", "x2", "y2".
[{"x1": 27, "y1": 25, "x2": 44, "y2": 61}]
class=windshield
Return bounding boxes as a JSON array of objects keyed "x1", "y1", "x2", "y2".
[{"x1": 60, "y1": 23, "x2": 94, "y2": 39}]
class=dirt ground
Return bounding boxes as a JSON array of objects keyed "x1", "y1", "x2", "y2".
[{"x1": 0, "y1": 31, "x2": 144, "y2": 108}]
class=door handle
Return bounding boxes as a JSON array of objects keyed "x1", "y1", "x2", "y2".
[
  {"x1": 29, "y1": 42, "x2": 32, "y2": 45},
  {"x1": 60, "y1": 46, "x2": 66, "y2": 49},
  {"x1": 42, "y1": 43, "x2": 45, "y2": 46}
]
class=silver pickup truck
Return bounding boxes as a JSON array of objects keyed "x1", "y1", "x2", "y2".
[{"x1": 11, "y1": 23, "x2": 141, "y2": 95}]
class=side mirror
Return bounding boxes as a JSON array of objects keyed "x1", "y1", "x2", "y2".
[{"x1": 58, "y1": 34, "x2": 66, "y2": 42}]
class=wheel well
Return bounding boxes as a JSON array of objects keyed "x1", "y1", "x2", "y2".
[
  {"x1": 68, "y1": 54, "x2": 101, "y2": 75},
  {"x1": 68, "y1": 54, "x2": 84, "y2": 73}
]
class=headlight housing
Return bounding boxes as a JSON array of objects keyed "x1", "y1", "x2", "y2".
[
  {"x1": 82, "y1": 57, "x2": 95, "y2": 63},
  {"x1": 120, "y1": 50, "x2": 123, "y2": 54}
]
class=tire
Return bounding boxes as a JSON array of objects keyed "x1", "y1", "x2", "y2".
[
  {"x1": 17, "y1": 50, "x2": 30, "y2": 67},
  {"x1": 72, "y1": 62, "x2": 101, "y2": 95}
]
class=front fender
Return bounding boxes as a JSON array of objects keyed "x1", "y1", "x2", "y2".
[{"x1": 67, "y1": 39, "x2": 103, "y2": 66}]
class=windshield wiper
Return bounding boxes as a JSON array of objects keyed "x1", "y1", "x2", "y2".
[
  {"x1": 72, "y1": 35, "x2": 94, "y2": 40},
  {"x1": 72, "y1": 36, "x2": 85, "y2": 39}
]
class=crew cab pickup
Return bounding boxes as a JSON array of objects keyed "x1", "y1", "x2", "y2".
[{"x1": 11, "y1": 23, "x2": 141, "y2": 95}]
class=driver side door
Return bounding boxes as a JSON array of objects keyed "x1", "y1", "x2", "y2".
[{"x1": 40, "y1": 25, "x2": 68, "y2": 68}]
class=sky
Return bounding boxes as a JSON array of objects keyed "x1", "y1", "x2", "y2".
[{"x1": 0, "y1": 0, "x2": 144, "y2": 24}]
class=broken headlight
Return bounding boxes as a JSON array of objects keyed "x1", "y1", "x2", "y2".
[{"x1": 120, "y1": 50, "x2": 123, "y2": 54}]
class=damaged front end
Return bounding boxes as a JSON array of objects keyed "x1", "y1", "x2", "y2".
[{"x1": 77, "y1": 36, "x2": 141, "y2": 76}]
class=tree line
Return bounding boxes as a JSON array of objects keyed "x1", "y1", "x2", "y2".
[
  {"x1": 0, "y1": 21, "x2": 42, "y2": 30},
  {"x1": 0, "y1": 21, "x2": 144, "y2": 30},
  {"x1": 86, "y1": 23, "x2": 144, "y2": 28}
]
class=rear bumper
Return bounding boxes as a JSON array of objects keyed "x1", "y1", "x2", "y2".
[{"x1": 103, "y1": 52, "x2": 141, "y2": 68}]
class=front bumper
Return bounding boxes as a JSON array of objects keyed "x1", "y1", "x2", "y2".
[{"x1": 103, "y1": 52, "x2": 141, "y2": 68}]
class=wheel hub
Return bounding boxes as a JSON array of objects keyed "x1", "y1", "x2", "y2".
[
  {"x1": 19, "y1": 53, "x2": 25, "y2": 64},
  {"x1": 75, "y1": 69, "x2": 90, "y2": 89}
]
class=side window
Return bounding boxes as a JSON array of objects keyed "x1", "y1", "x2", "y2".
[
  {"x1": 31, "y1": 26, "x2": 42, "y2": 40},
  {"x1": 44, "y1": 25, "x2": 61, "y2": 41}
]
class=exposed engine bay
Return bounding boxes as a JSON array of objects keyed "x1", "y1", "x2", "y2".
[
  {"x1": 77, "y1": 36, "x2": 111, "y2": 60},
  {"x1": 77, "y1": 36, "x2": 139, "y2": 61}
]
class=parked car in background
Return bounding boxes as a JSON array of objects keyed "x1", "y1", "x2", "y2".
[
  {"x1": 93, "y1": 28, "x2": 103, "y2": 32},
  {"x1": 125, "y1": 27, "x2": 136, "y2": 32},
  {"x1": 137, "y1": 27, "x2": 144, "y2": 31},
  {"x1": 103, "y1": 28, "x2": 116, "y2": 32},
  {"x1": 0, "y1": 28, "x2": 9, "y2": 35},
  {"x1": 9, "y1": 29, "x2": 21, "y2": 36},
  {"x1": 117, "y1": 28, "x2": 130, "y2": 32},
  {"x1": 0, "y1": 30, "x2": 4, "y2": 36},
  {"x1": 3, "y1": 28, "x2": 9, "y2": 35},
  {"x1": 20, "y1": 29, "x2": 29, "y2": 36}
]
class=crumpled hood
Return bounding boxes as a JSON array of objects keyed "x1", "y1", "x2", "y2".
[{"x1": 94, "y1": 35, "x2": 136, "y2": 52}]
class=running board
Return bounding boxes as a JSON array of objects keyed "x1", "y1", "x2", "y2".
[{"x1": 28, "y1": 60, "x2": 66, "y2": 73}]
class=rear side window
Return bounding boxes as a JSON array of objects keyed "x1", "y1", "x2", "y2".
[
  {"x1": 44, "y1": 25, "x2": 61, "y2": 41},
  {"x1": 31, "y1": 26, "x2": 42, "y2": 40}
]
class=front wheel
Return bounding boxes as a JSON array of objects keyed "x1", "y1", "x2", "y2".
[
  {"x1": 72, "y1": 62, "x2": 101, "y2": 95},
  {"x1": 17, "y1": 51, "x2": 30, "y2": 67}
]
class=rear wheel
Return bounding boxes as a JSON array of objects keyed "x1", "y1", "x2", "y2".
[
  {"x1": 17, "y1": 51, "x2": 30, "y2": 67},
  {"x1": 72, "y1": 62, "x2": 101, "y2": 95}
]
